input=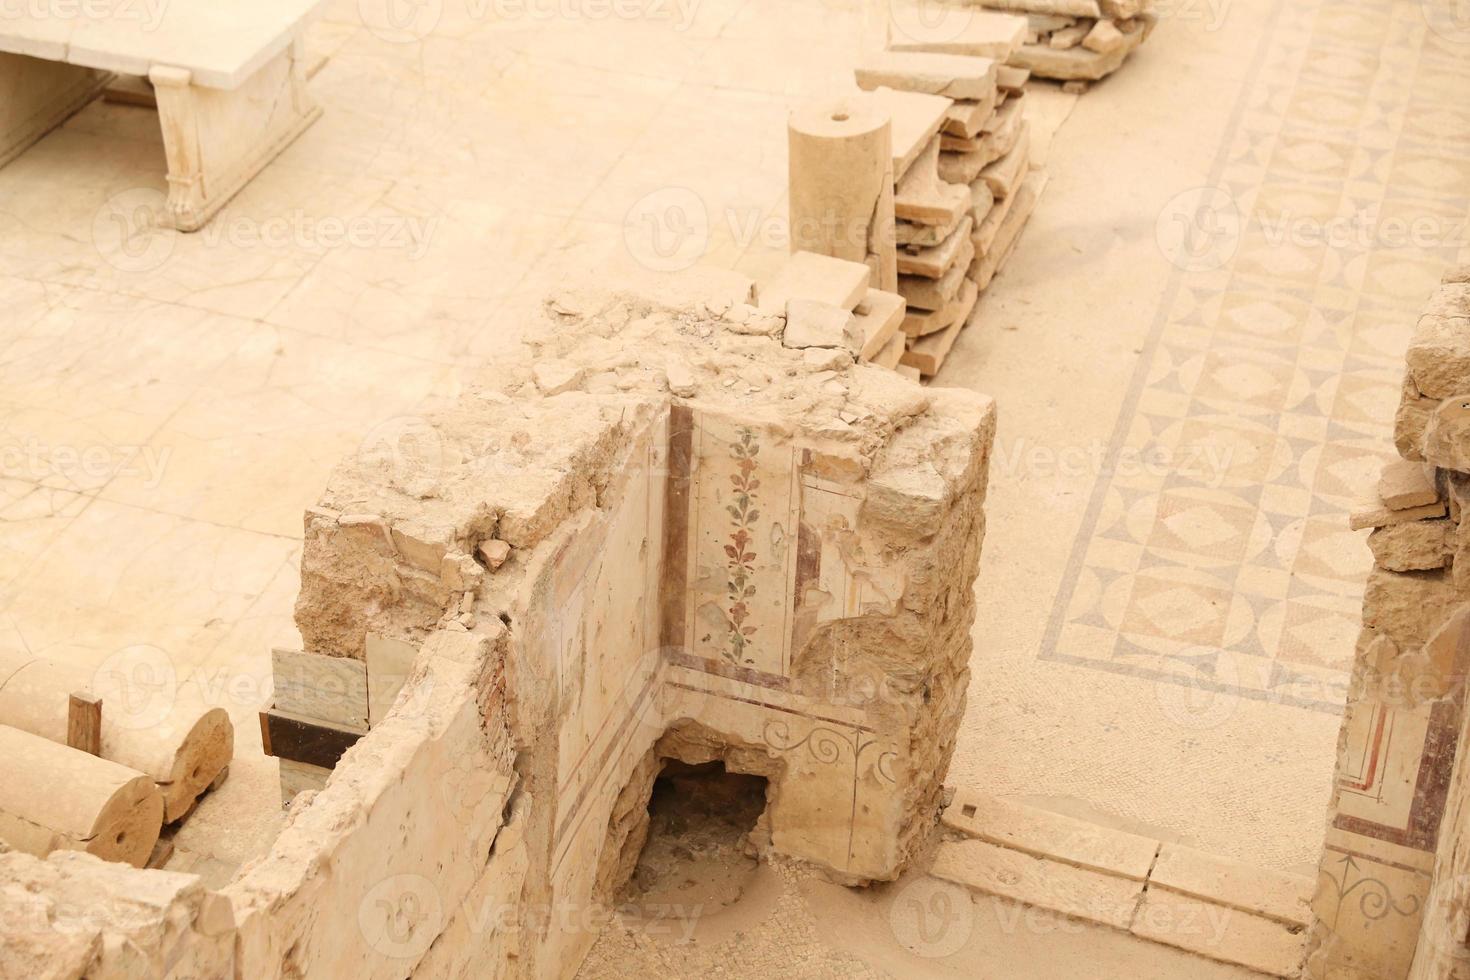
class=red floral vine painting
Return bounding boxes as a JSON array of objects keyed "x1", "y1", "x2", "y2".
[{"x1": 722, "y1": 427, "x2": 761, "y2": 663}]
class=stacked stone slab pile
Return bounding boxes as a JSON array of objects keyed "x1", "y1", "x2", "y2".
[
  {"x1": 970, "y1": 0, "x2": 1157, "y2": 88},
  {"x1": 853, "y1": 14, "x2": 1045, "y2": 378}
]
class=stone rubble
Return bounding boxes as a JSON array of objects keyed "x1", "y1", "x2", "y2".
[{"x1": 975, "y1": 0, "x2": 1158, "y2": 89}]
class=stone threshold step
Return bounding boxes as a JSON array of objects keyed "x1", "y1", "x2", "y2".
[{"x1": 932, "y1": 788, "x2": 1312, "y2": 977}]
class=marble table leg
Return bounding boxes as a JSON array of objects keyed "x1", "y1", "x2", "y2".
[
  {"x1": 0, "y1": 52, "x2": 112, "y2": 168},
  {"x1": 148, "y1": 36, "x2": 320, "y2": 233}
]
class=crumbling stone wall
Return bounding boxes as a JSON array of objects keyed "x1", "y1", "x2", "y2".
[
  {"x1": 1308, "y1": 267, "x2": 1470, "y2": 980},
  {"x1": 0, "y1": 265, "x2": 996, "y2": 980}
]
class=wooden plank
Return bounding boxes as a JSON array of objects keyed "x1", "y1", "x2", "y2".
[
  {"x1": 258, "y1": 709, "x2": 362, "y2": 770},
  {"x1": 66, "y1": 692, "x2": 102, "y2": 756}
]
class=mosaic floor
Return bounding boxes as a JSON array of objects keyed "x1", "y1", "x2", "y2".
[{"x1": 945, "y1": 0, "x2": 1470, "y2": 872}]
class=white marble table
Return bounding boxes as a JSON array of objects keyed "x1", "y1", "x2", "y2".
[{"x1": 0, "y1": 0, "x2": 327, "y2": 230}]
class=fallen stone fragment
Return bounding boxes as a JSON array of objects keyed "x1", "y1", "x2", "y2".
[
  {"x1": 1422, "y1": 396, "x2": 1470, "y2": 472},
  {"x1": 1378, "y1": 459, "x2": 1439, "y2": 510},
  {"x1": 942, "y1": 90, "x2": 999, "y2": 139},
  {"x1": 1048, "y1": 23, "x2": 1089, "y2": 48},
  {"x1": 979, "y1": 124, "x2": 1032, "y2": 200},
  {"x1": 782, "y1": 299, "x2": 861, "y2": 354},
  {"x1": 1083, "y1": 18, "x2": 1127, "y2": 53},
  {"x1": 477, "y1": 539, "x2": 511, "y2": 570},
  {"x1": 851, "y1": 288, "x2": 907, "y2": 361}
]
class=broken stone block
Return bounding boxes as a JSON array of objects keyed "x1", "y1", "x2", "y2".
[
  {"x1": 1362, "y1": 566, "x2": 1460, "y2": 649},
  {"x1": 971, "y1": 172, "x2": 1046, "y2": 290},
  {"x1": 899, "y1": 236, "x2": 976, "y2": 311},
  {"x1": 477, "y1": 539, "x2": 511, "y2": 570},
  {"x1": 851, "y1": 288, "x2": 907, "y2": 361},
  {"x1": 756, "y1": 250, "x2": 870, "y2": 314},
  {"x1": 997, "y1": 64, "x2": 1031, "y2": 92},
  {"x1": 1348, "y1": 499, "x2": 1447, "y2": 531},
  {"x1": 1423, "y1": 397, "x2": 1470, "y2": 473},
  {"x1": 939, "y1": 101, "x2": 1025, "y2": 184},
  {"x1": 1083, "y1": 18, "x2": 1127, "y2": 53},
  {"x1": 1048, "y1": 22, "x2": 1090, "y2": 48},
  {"x1": 866, "y1": 86, "x2": 953, "y2": 181},
  {"x1": 1011, "y1": 24, "x2": 1143, "y2": 80},
  {"x1": 902, "y1": 279, "x2": 979, "y2": 376},
  {"x1": 942, "y1": 90, "x2": 998, "y2": 138},
  {"x1": 897, "y1": 216, "x2": 974, "y2": 279},
  {"x1": 1405, "y1": 294, "x2": 1470, "y2": 399},
  {"x1": 782, "y1": 298, "x2": 861, "y2": 354},
  {"x1": 896, "y1": 209, "x2": 965, "y2": 247},
  {"x1": 854, "y1": 51, "x2": 998, "y2": 101},
  {"x1": 979, "y1": 124, "x2": 1032, "y2": 199},
  {"x1": 1379, "y1": 458, "x2": 1439, "y2": 509},
  {"x1": 1368, "y1": 520, "x2": 1452, "y2": 572},
  {"x1": 894, "y1": 137, "x2": 971, "y2": 226},
  {"x1": 872, "y1": 331, "x2": 907, "y2": 370},
  {"x1": 1395, "y1": 372, "x2": 1436, "y2": 461}
]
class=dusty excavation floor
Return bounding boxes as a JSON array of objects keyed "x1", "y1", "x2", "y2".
[{"x1": 0, "y1": 0, "x2": 1462, "y2": 973}]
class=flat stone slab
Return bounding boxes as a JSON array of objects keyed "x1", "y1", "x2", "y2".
[
  {"x1": 1149, "y1": 844, "x2": 1313, "y2": 927},
  {"x1": 0, "y1": 0, "x2": 325, "y2": 88},
  {"x1": 889, "y1": 9, "x2": 1027, "y2": 60},
  {"x1": 944, "y1": 791, "x2": 1158, "y2": 881},
  {"x1": 931, "y1": 837, "x2": 1145, "y2": 930},
  {"x1": 855, "y1": 51, "x2": 997, "y2": 101},
  {"x1": 867, "y1": 87, "x2": 953, "y2": 181},
  {"x1": 1378, "y1": 459, "x2": 1438, "y2": 510},
  {"x1": 1132, "y1": 889, "x2": 1306, "y2": 978},
  {"x1": 898, "y1": 216, "x2": 973, "y2": 280},
  {"x1": 853, "y1": 288, "x2": 907, "y2": 361},
  {"x1": 756, "y1": 251, "x2": 870, "y2": 314}
]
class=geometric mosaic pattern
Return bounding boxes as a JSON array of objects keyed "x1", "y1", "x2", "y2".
[{"x1": 1043, "y1": 0, "x2": 1470, "y2": 713}]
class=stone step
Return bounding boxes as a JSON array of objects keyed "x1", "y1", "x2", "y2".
[{"x1": 937, "y1": 789, "x2": 1312, "y2": 977}]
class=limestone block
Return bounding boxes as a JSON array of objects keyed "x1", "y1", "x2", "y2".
[
  {"x1": 1362, "y1": 567, "x2": 1460, "y2": 650},
  {"x1": 1048, "y1": 23, "x2": 1090, "y2": 48},
  {"x1": 1133, "y1": 889, "x2": 1305, "y2": 978},
  {"x1": 979, "y1": 125, "x2": 1032, "y2": 200},
  {"x1": 970, "y1": 172, "x2": 1045, "y2": 290},
  {"x1": 782, "y1": 299, "x2": 862, "y2": 354},
  {"x1": 866, "y1": 86, "x2": 952, "y2": 181},
  {"x1": 902, "y1": 279, "x2": 979, "y2": 376},
  {"x1": 1405, "y1": 292, "x2": 1470, "y2": 399},
  {"x1": 757, "y1": 250, "x2": 870, "y2": 314},
  {"x1": 897, "y1": 216, "x2": 974, "y2": 279},
  {"x1": 931, "y1": 838, "x2": 1145, "y2": 929},
  {"x1": 1348, "y1": 499, "x2": 1446, "y2": 531},
  {"x1": 899, "y1": 236, "x2": 975, "y2": 311},
  {"x1": 1380, "y1": 459, "x2": 1440, "y2": 509},
  {"x1": 271, "y1": 648, "x2": 369, "y2": 731},
  {"x1": 897, "y1": 209, "x2": 965, "y2": 247},
  {"x1": 942, "y1": 91, "x2": 997, "y2": 139},
  {"x1": 894, "y1": 138, "x2": 970, "y2": 226},
  {"x1": 852, "y1": 289, "x2": 907, "y2": 361},
  {"x1": 1369, "y1": 520, "x2": 1452, "y2": 572},
  {"x1": 943, "y1": 790, "x2": 1158, "y2": 879},
  {"x1": 1395, "y1": 372, "x2": 1436, "y2": 461},
  {"x1": 855, "y1": 51, "x2": 998, "y2": 101},
  {"x1": 1150, "y1": 843, "x2": 1313, "y2": 927},
  {"x1": 1083, "y1": 19, "x2": 1128, "y2": 53},
  {"x1": 1422, "y1": 397, "x2": 1470, "y2": 472},
  {"x1": 1011, "y1": 26, "x2": 1142, "y2": 80}
]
